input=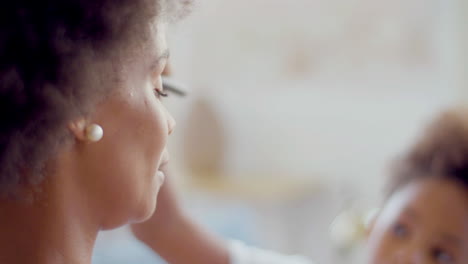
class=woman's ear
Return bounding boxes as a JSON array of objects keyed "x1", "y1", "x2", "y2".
[{"x1": 68, "y1": 119, "x2": 87, "y2": 142}]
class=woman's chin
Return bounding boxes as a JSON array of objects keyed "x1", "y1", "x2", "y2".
[
  {"x1": 131, "y1": 192, "x2": 159, "y2": 223},
  {"x1": 103, "y1": 180, "x2": 162, "y2": 228},
  {"x1": 138, "y1": 203, "x2": 158, "y2": 223}
]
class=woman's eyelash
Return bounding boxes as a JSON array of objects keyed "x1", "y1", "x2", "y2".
[{"x1": 154, "y1": 89, "x2": 168, "y2": 98}]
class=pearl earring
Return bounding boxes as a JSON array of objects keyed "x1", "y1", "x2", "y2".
[{"x1": 85, "y1": 124, "x2": 104, "y2": 142}]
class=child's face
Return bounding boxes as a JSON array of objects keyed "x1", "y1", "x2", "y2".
[{"x1": 366, "y1": 178, "x2": 468, "y2": 264}]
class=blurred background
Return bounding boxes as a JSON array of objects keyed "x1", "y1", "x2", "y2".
[{"x1": 93, "y1": 0, "x2": 468, "y2": 263}]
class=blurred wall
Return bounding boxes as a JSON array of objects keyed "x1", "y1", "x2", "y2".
[
  {"x1": 455, "y1": 0, "x2": 468, "y2": 101},
  {"x1": 153, "y1": 1, "x2": 465, "y2": 263},
  {"x1": 166, "y1": 0, "x2": 458, "y2": 203}
]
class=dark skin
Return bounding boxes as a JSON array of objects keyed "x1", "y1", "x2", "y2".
[
  {"x1": 130, "y1": 63, "x2": 231, "y2": 264},
  {"x1": 367, "y1": 178, "x2": 468, "y2": 264},
  {"x1": 0, "y1": 19, "x2": 174, "y2": 264}
]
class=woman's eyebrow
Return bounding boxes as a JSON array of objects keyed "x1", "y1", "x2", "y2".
[
  {"x1": 151, "y1": 49, "x2": 170, "y2": 69},
  {"x1": 158, "y1": 50, "x2": 170, "y2": 61}
]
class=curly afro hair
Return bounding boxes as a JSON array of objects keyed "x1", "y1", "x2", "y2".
[
  {"x1": 388, "y1": 108, "x2": 468, "y2": 196},
  {"x1": 0, "y1": 0, "x2": 169, "y2": 197}
]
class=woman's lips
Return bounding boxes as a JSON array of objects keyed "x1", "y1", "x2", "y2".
[{"x1": 156, "y1": 154, "x2": 170, "y2": 183}]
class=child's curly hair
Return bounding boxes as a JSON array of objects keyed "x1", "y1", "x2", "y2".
[{"x1": 388, "y1": 108, "x2": 468, "y2": 196}]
